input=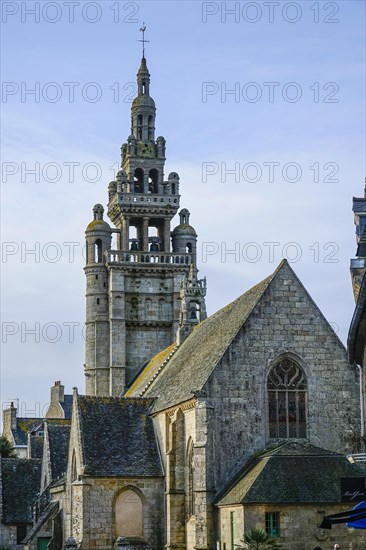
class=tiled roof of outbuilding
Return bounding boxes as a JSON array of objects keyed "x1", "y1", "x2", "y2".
[
  {"x1": 47, "y1": 422, "x2": 71, "y2": 480},
  {"x1": 217, "y1": 442, "x2": 364, "y2": 506},
  {"x1": 1, "y1": 458, "x2": 41, "y2": 523},
  {"x1": 14, "y1": 418, "x2": 43, "y2": 445},
  {"x1": 77, "y1": 395, "x2": 163, "y2": 477},
  {"x1": 29, "y1": 435, "x2": 44, "y2": 459}
]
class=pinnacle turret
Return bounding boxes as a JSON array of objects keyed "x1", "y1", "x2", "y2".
[{"x1": 177, "y1": 265, "x2": 207, "y2": 345}]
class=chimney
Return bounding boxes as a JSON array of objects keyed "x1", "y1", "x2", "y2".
[
  {"x1": 2, "y1": 402, "x2": 17, "y2": 442},
  {"x1": 50, "y1": 381, "x2": 64, "y2": 404}
]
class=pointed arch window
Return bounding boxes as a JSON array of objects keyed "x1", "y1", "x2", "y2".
[
  {"x1": 268, "y1": 357, "x2": 307, "y2": 439},
  {"x1": 134, "y1": 168, "x2": 144, "y2": 193}
]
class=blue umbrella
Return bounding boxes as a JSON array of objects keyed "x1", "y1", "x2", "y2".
[{"x1": 346, "y1": 501, "x2": 366, "y2": 529}]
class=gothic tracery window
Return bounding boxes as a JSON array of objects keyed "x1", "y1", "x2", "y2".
[{"x1": 268, "y1": 357, "x2": 307, "y2": 439}]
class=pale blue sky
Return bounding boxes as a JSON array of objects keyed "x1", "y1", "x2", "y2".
[{"x1": 1, "y1": 1, "x2": 365, "y2": 414}]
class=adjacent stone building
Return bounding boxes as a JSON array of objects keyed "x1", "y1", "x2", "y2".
[{"x1": 349, "y1": 183, "x2": 366, "y2": 435}]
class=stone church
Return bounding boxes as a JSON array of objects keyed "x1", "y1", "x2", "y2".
[{"x1": 1, "y1": 51, "x2": 366, "y2": 550}]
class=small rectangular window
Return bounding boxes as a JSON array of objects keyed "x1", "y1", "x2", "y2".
[
  {"x1": 265, "y1": 512, "x2": 280, "y2": 536},
  {"x1": 17, "y1": 524, "x2": 27, "y2": 544}
]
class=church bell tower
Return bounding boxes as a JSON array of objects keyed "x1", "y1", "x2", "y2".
[{"x1": 84, "y1": 35, "x2": 206, "y2": 397}]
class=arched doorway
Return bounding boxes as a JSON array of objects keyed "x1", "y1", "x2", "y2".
[{"x1": 115, "y1": 488, "x2": 143, "y2": 537}]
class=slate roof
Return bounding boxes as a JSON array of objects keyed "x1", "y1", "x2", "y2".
[
  {"x1": 13, "y1": 418, "x2": 43, "y2": 445},
  {"x1": 60, "y1": 394, "x2": 73, "y2": 419},
  {"x1": 128, "y1": 264, "x2": 281, "y2": 412},
  {"x1": 47, "y1": 421, "x2": 71, "y2": 480},
  {"x1": 29, "y1": 435, "x2": 44, "y2": 459},
  {"x1": 1, "y1": 458, "x2": 41, "y2": 523},
  {"x1": 126, "y1": 343, "x2": 177, "y2": 396},
  {"x1": 217, "y1": 442, "x2": 364, "y2": 506},
  {"x1": 77, "y1": 395, "x2": 163, "y2": 477}
]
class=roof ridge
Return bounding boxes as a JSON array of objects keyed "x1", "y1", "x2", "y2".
[
  {"x1": 74, "y1": 391, "x2": 86, "y2": 474},
  {"x1": 139, "y1": 343, "x2": 180, "y2": 396},
  {"x1": 17, "y1": 417, "x2": 43, "y2": 421},
  {"x1": 79, "y1": 395, "x2": 154, "y2": 403}
]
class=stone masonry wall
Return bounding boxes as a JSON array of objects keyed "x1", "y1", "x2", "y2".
[
  {"x1": 218, "y1": 505, "x2": 244, "y2": 548},
  {"x1": 203, "y1": 263, "x2": 361, "y2": 496},
  {"x1": 154, "y1": 405, "x2": 197, "y2": 550},
  {"x1": 219, "y1": 503, "x2": 366, "y2": 549},
  {"x1": 243, "y1": 504, "x2": 366, "y2": 549},
  {"x1": 76, "y1": 477, "x2": 164, "y2": 550}
]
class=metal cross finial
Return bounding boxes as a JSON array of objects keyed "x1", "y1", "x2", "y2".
[{"x1": 139, "y1": 23, "x2": 149, "y2": 58}]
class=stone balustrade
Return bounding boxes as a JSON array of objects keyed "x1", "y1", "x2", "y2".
[
  {"x1": 106, "y1": 250, "x2": 192, "y2": 266},
  {"x1": 117, "y1": 192, "x2": 179, "y2": 206}
]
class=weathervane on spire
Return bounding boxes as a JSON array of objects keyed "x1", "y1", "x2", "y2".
[{"x1": 139, "y1": 23, "x2": 149, "y2": 58}]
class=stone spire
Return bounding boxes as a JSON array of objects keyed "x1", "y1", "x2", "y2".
[{"x1": 130, "y1": 55, "x2": 156, "y2": 143}]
